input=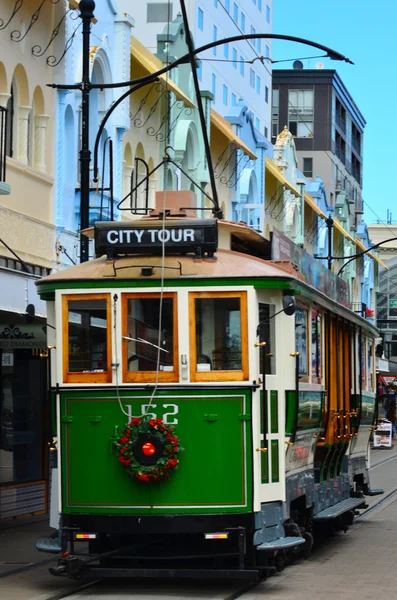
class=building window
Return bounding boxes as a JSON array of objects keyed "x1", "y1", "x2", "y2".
[
  {"x1": 198, "y1": 7, "x2": 204, "y2": 30},
  {"x1": 272, "y1": 88, "x2": 279, "y2": 138},
  {"x1": 256, "y1": 76, "x2": 260, "y2": 94},
  {"x1": 233, "y1": 2, "x2": 238, "y2": 22},
  {"x1": 265, "y1": 85, "x2": 269, "y2": 103},
  {"x1": 62, "y1": 294, "x2": 112, "y2": 383},
  {"x1": 352, "y1": 123, "x2": 361, "y2": 155},
  {"x1": 213, "y1": 25, "x2": 217, "y2": 55},
  {"x1": 232, "y1": 93, "x2": 237, "y2": 106},
  {"x1": 240, "y1": 56, "x2": 245, "y2": 76},
  {"x1": 189, "y1": 291, "x2": 249, "y2": 382},
  {"x1": 223, "y1": 84, "x2": 228, "y2": 105},
  {"x1": 335, "y1": 97, "x2": 346, "y2": 133},
  {"x1": 335, "y1": 131, "x2": 346, "y2": 164},
  {"x1": 123, "y1": 293, "x2": 178, "y2": 383},
  {"x1": 266, "y1": 4, "x2": 270, "y2": 22},
  {"x1": 303, "y1": 157, "x2": 313, "y2": 178},
  {"x1": 264, "y1": 126, "x2": 268, "y2": 139},
  {"x1": 211, "y1": 73, "x2": 216, "y2": 101},
  {"x1": 214, "y1": 0, "x2": 218, "y2": 6},
  {"x1": 225, "y1": 0, "x2": 230, "y2": 11},
  {"x1": 265, "y1": 44, "x2": 270, "y2": 59},
  {"x1": 147, "y1": 2, "x2": 173, "y2": 22},
  {"x1": 224, "y1": 43, "x2": 229, "y2": 59},
  {"x1": 352, "y1": 155, "x2": 361, "y2": 185},
  {"x1": 288, "y1": 89, "x2": 314, "y2": 138},
  {"x1": 250, "y1": 69, "x2": 255, "y2": 88},
  {"x1": 258, "y1": 0, "x2": 262, "y2": 10},
  {"x1": 240, "y1": 11, "x2": 245, "y2": 31},
  {"x1": 255, "y1": 117, "x2": 260, "y2": 130},
  {"x1": 232, "y1": 47, "x2": 237, "y2": 67}
]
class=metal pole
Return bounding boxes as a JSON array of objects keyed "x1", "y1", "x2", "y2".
[
  {"x1": 79, "y1": 0, "x2": 95, "y2": 263},
  {"x1": 326, "y1": 216, "x2": 333, "y2": 271}
]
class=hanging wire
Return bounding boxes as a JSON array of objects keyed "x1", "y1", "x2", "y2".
[{"x1": 138, "y1": 0, "x2": 173, "y2": 420}]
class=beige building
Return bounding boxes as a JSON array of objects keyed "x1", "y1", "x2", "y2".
[{"x1": 0, "y1": 0, "x2": 60, "y2": 520}]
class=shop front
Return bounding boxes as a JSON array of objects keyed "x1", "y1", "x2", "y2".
[{"x1": 0, "y1": 269, "x2": 49, "y2": 520}]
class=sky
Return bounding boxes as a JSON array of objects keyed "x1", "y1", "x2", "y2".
[{"x1": 272, "y1": 0, "x2": 396, "y2": 225}]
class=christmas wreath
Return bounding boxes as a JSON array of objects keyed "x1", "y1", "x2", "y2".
[{"x1": 116, "y1": 415, "x2": 182, "y2": 482}]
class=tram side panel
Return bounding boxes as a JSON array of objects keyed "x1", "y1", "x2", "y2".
[{"x1": 59, "y1": 388, "x2": 254, "y2": 517}]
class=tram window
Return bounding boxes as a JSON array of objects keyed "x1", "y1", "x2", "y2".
[
  {"x1": 311, "y1": 309, "x2": 322, "y2": 382},
  {"x1": 295, "y1": 306, "x2": 309, "y2": 379},
  {"x1": 189, "y1": 291, "x2": 248, "y2": 382},
  {"x1": 367, "y1": 339, "x2": 374, "y2": 391},
  {"x1": 258, "y1": 303, "x2": 276, "y2": 374},
  {"x1": 360, "y1": 336, "x2": 366, "y2": 389},
  {"x1": 122, "y1": 293, "x2": 178, "y2": 383},
  {"x1": 62, "y1": 294, "x2": 111, "y2": 383}
]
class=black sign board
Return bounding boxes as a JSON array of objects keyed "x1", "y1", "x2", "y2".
[{"x1": 95, "y1": 220, "x2": 218, "y2": 258}]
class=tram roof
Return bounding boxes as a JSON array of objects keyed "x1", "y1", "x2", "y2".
[{"x1": 38, "y1": 248, "x2": 303, "y2": 284}]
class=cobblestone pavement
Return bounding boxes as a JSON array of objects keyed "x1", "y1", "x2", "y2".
[{"x1": 1, "y1": 445, "x2": 397, "y2": 600}]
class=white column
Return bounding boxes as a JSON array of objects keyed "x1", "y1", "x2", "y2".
[
  {"x1": 0, "y1": 93, "x2": 10, "y2": 109},
  {"x1": 18, "y1": 105, "x2": 31, "y2": 164},
  {"x1": 123, "y1": 164, "x2": 133, "y2": 202},
  {"x1": 34, "y1": 114, "x2": 49, "y2": 171}
]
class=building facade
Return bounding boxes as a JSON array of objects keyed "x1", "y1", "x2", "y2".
[
  {"x1": 272, "y1": 68, "x2": 365, "y2": 225},
  {"x1": 125, "y1": 0, "x2": 272, "y2": 137}
]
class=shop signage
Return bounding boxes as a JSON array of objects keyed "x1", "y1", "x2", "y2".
[
  {"x1": 94, "y1": 220, "x2": 218, "y2": 257},
  {"x1": 0, "y1": 324, "x2": 47, "y2": 349},
  {"x1": 389, "y1": 298, "x2": 397, "y2": 319},
  {"x1": 271, "y1": 228, "x2": 350, "y2": 308}
]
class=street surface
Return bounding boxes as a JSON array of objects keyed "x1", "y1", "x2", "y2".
[{"x1": 1, "y1": 445, "x2": 397, "y2": 600}]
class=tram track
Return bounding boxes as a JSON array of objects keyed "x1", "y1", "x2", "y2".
[{"x1": 40, "y1": 577, "x2": 260, "y2": 600}]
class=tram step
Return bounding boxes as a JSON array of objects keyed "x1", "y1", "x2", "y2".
[
  {"x1": 256, "y1": 536, "x2": 305, "y2": 551},
  {"x1": 36, "y1": 537, "x2": 62, "y2": 554},
  {"x1": 313, "y1": 497, "x2": 365, "y2": 521},
  {"x1": 366, "y1": 488, "x2": 384, "y2": 496}
]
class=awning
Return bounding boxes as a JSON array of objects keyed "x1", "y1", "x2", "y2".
[
  {"x1": 265, "y1": 157, "x2": 301, "y2": 196},
  {"x1": 131, "y1": 37, "x2": 195, "y2": 108},
  {"x1": 211, "y1": 111, "x2": 257, "y2": 160},
  {"x1": 303, "y1": 191, "x2": 388, "y2": 270}
]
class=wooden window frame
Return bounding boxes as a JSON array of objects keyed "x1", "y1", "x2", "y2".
[
  {"x1": 189, "y1": 291, "x2": 248, "y2": 383},
  {"x1": 122, "y1": 292, "x2": 179, "y2": 383},
  {"x1": 62, "y1": 293, "x2": 112, "y2": 384}
]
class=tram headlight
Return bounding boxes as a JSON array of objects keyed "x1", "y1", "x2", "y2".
[{"x1": 132, "y1": 434, "x2": 164, "y2": 465}]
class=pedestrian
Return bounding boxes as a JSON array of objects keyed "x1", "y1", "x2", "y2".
[{"x1": 387, "y1": 397, "x2": 397, "y2": 438}]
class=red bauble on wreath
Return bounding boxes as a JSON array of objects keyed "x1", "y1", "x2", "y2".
[{"x1": 116, "y1": 415, "x2": 182, "y2": 482}]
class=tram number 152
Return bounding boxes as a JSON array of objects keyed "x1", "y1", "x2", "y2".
[{"x1": 125, "y1": 404, "x2": 179, "y2": 424}]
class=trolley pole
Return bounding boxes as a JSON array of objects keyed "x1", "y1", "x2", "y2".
[{"x1": 79, "y1": 0, "x2": 95, "y2": 263}]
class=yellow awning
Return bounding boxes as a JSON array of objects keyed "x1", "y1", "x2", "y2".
[
  {"x1": 304, "y1": 191, "x2": 328, "y2": 219},
  {"x1": 131, "y1": 37, "x2": 195, "y2": 108},
  {"x1": 303, "y1": 191, "x2": 388, "y2": 270},
  {"x1": 265, "y1": 157, "x2": 301, "y2": 196},
  {"x1": 210, "y1": 110, "x2": 257, "y2": 160}
]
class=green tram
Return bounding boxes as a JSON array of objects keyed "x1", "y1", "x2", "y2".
[{"x1": 37, "y1": 215, "x2": 380, "y2": 580}]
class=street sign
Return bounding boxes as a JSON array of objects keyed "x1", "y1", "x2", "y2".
[
  {"x1": 95, "y1": 220, "x2": 218, "y2": 258},
  {"x1": 389, "y1": 298, "x2": 397, "y2": 319}
]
